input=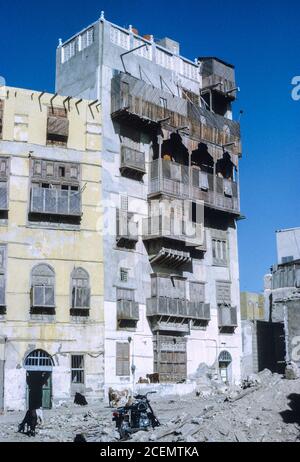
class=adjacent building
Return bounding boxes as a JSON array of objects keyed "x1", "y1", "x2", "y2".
[
  {"x1": 0, "y1": 87, "x2": 104, "y2": 411},
  {"x1": 240, "y1": 291, "x2": 265, "y2": 377},
  {"x1": 263, "y1": 228, "x2": 300, "y2": 371},
  {"x1": 56, "y1": 13, "x2": 243, "y2": 390},
  {"x1": 241, "y1": 228, "x2": 300, "y2": 380}
]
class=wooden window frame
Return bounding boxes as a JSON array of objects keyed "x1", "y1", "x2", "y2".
[{"x1": 116, "y1": 342, "x2": 130, "y2": 377}]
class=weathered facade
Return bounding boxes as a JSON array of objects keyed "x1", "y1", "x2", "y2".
[
  {"x1": 0, "y1": 87, "x2": 104, "y2": 411},
  {"x1": 240, "y1": 292, "x2": 265, "y2": 377},
  {"x1": 56, "y1": 13, "x2": 243, "y2": 392},
  {"x1": 261, "y1": 228, "x2": 300, "y2": 374}
]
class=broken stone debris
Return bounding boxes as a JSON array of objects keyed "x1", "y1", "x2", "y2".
[
  {"x1": 285, "y1": 362, "x2": 300, "y2": 380},
  {"x1": 0, "y1": 369, "x2": 299, "y2": 443}
]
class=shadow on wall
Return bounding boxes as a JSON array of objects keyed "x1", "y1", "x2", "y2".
[{"x1": 280, "y1": 394, "x2": 300, "y2": 425}]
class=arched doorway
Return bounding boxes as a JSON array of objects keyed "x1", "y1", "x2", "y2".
[
  {"x1": 218, "y1": 351, "x2": 232, "y2": 385},
  {"x1": 24, "y1": 350, "x2": 54, "y2": 410}
]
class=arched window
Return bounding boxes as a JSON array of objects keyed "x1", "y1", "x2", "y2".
[
  {"x1": 25, "y1": 349, "x2": 54, "y2": 371},
  {"x1": 71, "y1": 268, "x2": 90, "y2": 311},
  {"x1": 218, "y1": 351, "x2": 232, "y2": 364},
  {"x1": 218, "y1": 351, "x2": 232, "y2": 385},
  {"x1": 31, "y1": 264, "x2": 55, "y2": 312}
]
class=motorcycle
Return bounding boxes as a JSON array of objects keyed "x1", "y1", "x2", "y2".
[{"x1": 112, "y1": 391, "x2": 161, "y2": 439}]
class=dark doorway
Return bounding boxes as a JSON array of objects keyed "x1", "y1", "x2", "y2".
[
  {"x1": 24, "y1": 350, "x2": 54, "y2": 410},
  {"x1": 257, "y1": 321, "x2": 286, "y2": 374},
  {"x1": 26, "y1": 371, "x2": 52, "y2": 410}
]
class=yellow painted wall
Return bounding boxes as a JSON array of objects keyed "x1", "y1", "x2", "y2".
[
  {"x1": 0, "y1": 86, "x2": 104, "y2": 334},
  {"x1": 240, "y1": 292, "x2": 265, "y2": 321}
]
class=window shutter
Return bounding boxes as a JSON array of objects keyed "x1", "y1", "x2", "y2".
[
  {"x1": 170, "y1": 163, "x2": 181, "y2": 181},
  {"x1": 0, "y1": 182, "x2": 7, "y2": 210},
  {"x1": 192, "y1": 168, "x2": 199, "y2": 187},
  {"x1": 116, "y1": 343, "x2": 130, "y2": 376},
  {"x1": 0, "y1": 274, "x2": 5, "y2": 306},
  {"x1": 200, "y1": 172, "x2": 209, "y2": 191},
  {"x1": 46, "y1": 162, "x2": 54, "y2": 177},
  {"x1": 190, "y1": 282, "x2": 205, "y2": 303},
  {"x1": 0, "y1": 158, "x2": 8, "y2": 178},
  {"x1": 0, "y1": 246, "x2": 5, "y2": 272},
  {"x1": 216, "y1": 282, "x2": 231, "y2": 305},
  {"x1": 47, "y1": 116, "x2": 69, "y2": 137},
  {"x1": 121, "y1": 195, "x2": 128, "y2": 211},
  {"x1": 33, "y1": 286, "x2": 44, "y2": 307},
  {"x1": 224, "y1": 179, "x2": 233, "y2": 197}
]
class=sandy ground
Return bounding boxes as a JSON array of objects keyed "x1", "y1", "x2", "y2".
[{"x1": 0, "y1": 371, "x2": 299, "y2": 443}]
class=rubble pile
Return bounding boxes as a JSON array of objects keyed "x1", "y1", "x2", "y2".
[
  {"x1": 0, "y1": 370, "x2": 300, "y2": 443},
  {"x1": 130, "y1": 370, "x2": 300, "y2": 443}
]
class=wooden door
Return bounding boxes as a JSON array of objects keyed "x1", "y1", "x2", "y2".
[{"x1": 154, "y1": 335, "x2": 187, "y2": 383}]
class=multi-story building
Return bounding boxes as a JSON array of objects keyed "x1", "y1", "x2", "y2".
[
  {"x1": 0, "y1": 87, "x2": 104, "y2": 411},
  {"x1": 56, "y1": 13, "x2": 243, "y2": 390}
]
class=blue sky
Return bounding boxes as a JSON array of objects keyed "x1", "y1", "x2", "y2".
[{"x1": 1, "y1": 0, "x2": 299, "y2": 292}]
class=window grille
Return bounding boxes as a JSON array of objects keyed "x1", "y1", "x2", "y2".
[
  {"x1": 71, "y1": 355, "x2": 85, "y2": 384},
  {"x1": 219, "y1": 351, "x2": 232, "y2": 363},
  {"x1": 25, "y1": 350, "x2": 54, "y2": 371}
]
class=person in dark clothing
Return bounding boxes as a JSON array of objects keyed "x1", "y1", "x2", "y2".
[
  {"x1": 27, "y1": 371, "x2": 50, "y2": 410},
  {"x1": 18, "y1": 410, "x2": 38, "y2": 437}
]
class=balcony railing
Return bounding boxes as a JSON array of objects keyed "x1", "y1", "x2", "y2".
[
  {"x1": 149, "y1": 159, "x2": 240, "y2": 214},
  {"x1": 30, "y1": 187, "x2": 81, "y2": 217},
  {"x1": 111, "y1": 73, "x2": 241, "y2": 157},
  {"x1": 142, "y1": 215, "x2": 205, "y2": 249},
  {"x1": 120, "y1": 146, "x2": 146, "y2": 175},
  {"x1": 117, "y1": 299, "x2": 140, "y2": 322},
  {"x1": 218, "y1": 305, "x2": 238, "y2": 328},
  {"x1": 116, "y1": 210, "x2": 139, "y2": 245},
  {"x1": 147, "y1": 296, "x2": 210, "y2": 321}
]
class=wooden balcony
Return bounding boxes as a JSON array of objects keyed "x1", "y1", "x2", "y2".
[
  {"x1": 116, "y1": 209, "x2": 139, "y2": 247},
  {"x1": 120, "y1": 146, "x2": 146, "y2": 178},
  {"x1": 111, "y1": 73, "x2": 241, "y2": 157},
  {"x1": 147, "y1": 296, "x2": 210, "y2": 322},
  {"x1": 30, "y1": 186, "x2": 81, "y2": 217},
  {"x1": 142, "y1": 215, "x2": 206, "y2": 249},
  {"x1": 218, "y1": 305, "x2": 238, "y2": 328},
  {"x1": 200, "y1": 57, "x2": 237, "y2": 99},
  {"x1": 202, "y1": 75, "x2": 237, "y2": 99},
  {"x1": 117, "y1": 299, "x2": 140, "y2": 322},
  {"x1": 149, "y1": 159, "x2": 240, "y2": 215}
]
